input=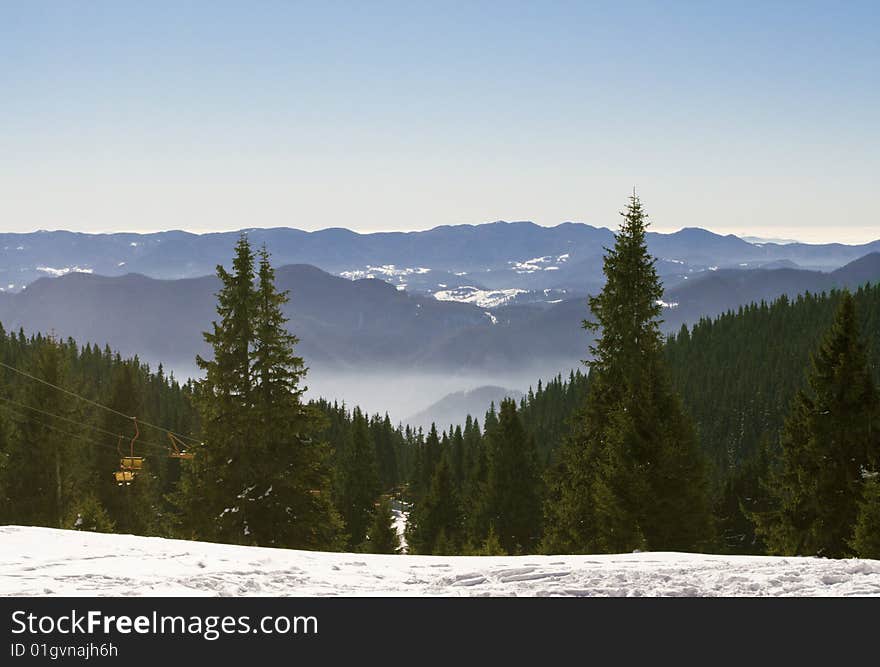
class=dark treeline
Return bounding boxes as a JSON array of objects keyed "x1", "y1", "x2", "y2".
[
  {"x1": 1, "y1": 194, "x2": 878, "y2": 558},
  {"x1": 0, "y1": 329, "x2": 199, "y2": 534},
  {"x1": 0, "y1": 324, "x2": 420, "y2": 551}
]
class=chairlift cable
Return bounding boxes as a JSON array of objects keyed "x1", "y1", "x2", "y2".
[{"x1": 0, "y1": 359, "x2": 201, "y2": 444}]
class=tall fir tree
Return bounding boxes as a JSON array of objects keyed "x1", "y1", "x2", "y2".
[
  {"x1": 175, "y1": 237, "x2": 344, "y2": 549},
  {"x1": 850, "y1": 474, "x2": 880, "y2": 559},
  {"x1": 484, "y1": 398, "x2": 542, "y2": 554},
  {"x1": 406, "y1": 456, "x2": 462, "y2": 554},
  {"x1": 543, "y1": 193, "x2": 712, "y2": 553},
  {"x1": 758, "y1": 291, "x2": 880, "y2": 557},
  {"x1": 3, "y1": 338, "x2": 76, "y2": 528},
  {"x1": 247, "y1": 246, "x2": 344, "y2": 549},
  {"x1": 363, "y1": 497, "x2": 401, "y2": 554},
  {"x1": 337, "y1": 407, "x2": 381, "y2": 549},
  {"x1": 178, "y1": 234, "x2": 257, "y2": 543}
]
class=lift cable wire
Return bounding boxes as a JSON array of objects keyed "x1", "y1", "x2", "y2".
[
  {"x1": 0, "y1": 394, "x2": 172, "y2": 453},
  {"x1": 0, "y1": 359, "x2": 201, "y2": 444},
  {"x1": 0, "y1": 402, "x2": 179, "y2": 458}
]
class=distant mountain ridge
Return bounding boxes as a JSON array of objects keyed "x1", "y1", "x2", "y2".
[
  {"x1": 0, "y1": 254, "x2": 877, "y2": 381},
  {"x1": 404, "y1": 386, "x2": 525, "y2": 431},
  {"x1": 3, "y1": 224, "x2": 878, "y2": 305}
]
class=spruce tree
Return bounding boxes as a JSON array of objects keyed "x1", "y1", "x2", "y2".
[
  {"x1": 477, "y1": 524, "x2": 507, "y2": 556},
  {"x1": 180, "y1": 234, "x2": 257, "y2": 543},
  {"x1": 4, "y1": 338, "x2": 76, "y2": 528},
  {"x1": 64, "y1": 495, "x2": 116, "y2": 533},
  {"x1": 338, "y1": 407, "x2": 381, "y2": 549},
  {"x1": 363, "y1": 497, "x2": 401, "y2": 554},
  {"x1": 406, "y1": 456, "x2": 462, "y2": 554},
  {"x1": 248, "y1": 246, "x2": 344, "y2": 549},
  {"x1": 759, "y1": 291, "x2": 880, "y2": 557},
  {"x1": 176, "y1": 237, "x2": 344, "y2": 549},
  {"x1": 851, "y1": 475, "x2": 880, "y2": 559},
  {"x1": 543, "y1": 193, "x2": 712, "y2": 553},
  {"x1": 484, "y1": 398, "x2": 541, "y2": 553},
  {"x1": 413, "y1": 423, "x2": 442, "y2": 502}
]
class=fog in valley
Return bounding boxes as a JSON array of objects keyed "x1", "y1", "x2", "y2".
[{"x1": 167, "y1": 361, "x2": 579, "y2": 427}]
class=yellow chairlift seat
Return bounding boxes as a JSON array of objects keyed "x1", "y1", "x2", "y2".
[
  {"x1": 120, "y1": 456, "x2": 145, "y2": 470},
  {"x1": 113, "y1": 418, "x2": 144, "y2": 485},
  {"x1": 114, "y1": 470, "x2": 135, "y2": 484}
]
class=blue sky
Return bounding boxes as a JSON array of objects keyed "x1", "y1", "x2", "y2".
[{"x1": 2, "y1": 1, "x2": 878, "y2": 242}]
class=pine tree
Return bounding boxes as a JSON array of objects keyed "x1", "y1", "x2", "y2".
[
  {"x1": 0, "y1": 410, "x2": 11, "y2": 523},
  {"x1": 759, "y1": 291, "x2": 880, "y2": 557},
  {"x1": 247, "y1": 246, "x2": 344, "y2": 549},
  {"x1": 4, "y1": 338, "x2": 76, "y2": 528},
  {"x1": 363, "y1": 497, "x2": 401, "y2": 554},
  {"x1": 338, "y1": 407, "x2": 381, "y2": 549},
  {"x1": 850, "y1": 474, "x2": 880, "y2": 559},
  {"x1": 460, "y1": 415, "x2": 487, "y2": 545},
  {"x1": 544, "y1": 193, "x2": 712, "y2": 553},
  {"x1": 175, "y1": 237, "x2": 344, "y2": 549},
  {"x1": 484, "y1": 398, "x2": 541, "y2": 553},
  {"x1": 180, "y1": 234, "x2": 258, "y2": 543},
  {"x1": 413, "y1": 423, "x2": 442, "y2": 502},
  {"x1": 64, "y1": 495, "x2": 116, "y2": 533},
  {"x1": 477, "y1": 524, "x2": 507, "y2": 556},
  {"x1": 406, "y1": 456, "x2": 462, "y2": 554}
]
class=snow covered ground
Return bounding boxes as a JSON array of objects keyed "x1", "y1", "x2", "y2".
[{"x1": 2, "y1": 526, "x2": 879, "y2": 597}]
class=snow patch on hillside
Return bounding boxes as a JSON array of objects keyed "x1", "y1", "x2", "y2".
[
  {"x1": 2, "y1": 527, "x2": 879, "y2": 597},
  {"x1": 433, "y1": 286, "x2": 527, "y2": 308},
  {"x1": 339, "y1": 265, "x2": 431, "y2": 282},
  {"x1": 508, "y1": 254, "x2": 569, "y2": 274},
  {"x1": 36, "y1": 266, "x2": 94, "y2": 277}
]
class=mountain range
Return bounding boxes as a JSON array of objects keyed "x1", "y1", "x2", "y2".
[
  {"x1": 2, "y1": 222, "x2": 879, "y2": 421},
  {"x1": 1, "y1": 252, "x2": 878, "y2": 377},
  {"x1": 4, "y1": 224, "x2": 879, "y2": 306}
]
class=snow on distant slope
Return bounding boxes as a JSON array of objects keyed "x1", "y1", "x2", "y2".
[
  {"x1": 2, "y1": 527, "x2": 879, "y2": 597},
  {"x1": 509, "y1": 254, "x2": 570, "y2": 274},
  {"x1": 36, "y1": 266, "x2": 94, "y2": 277},
  {"x1": 338, "y1": 265, "x2": 430, "y2": 290},
  {"x1": 433, "y1": 286, "x2": 527, "y2": 308}
]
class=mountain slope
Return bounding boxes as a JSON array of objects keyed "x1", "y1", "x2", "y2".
[
  {"x1": 1, "y1": 255, "x2": 878, "y2": 381},
  {"x1": 404, "y1": 386, "x2": 525, "y2": 430},
  {"x1": 663, "y1": 252, "x2": 880, "y2": 325},
  {"x1": 0, "y1": 265, "x2": 511, "y2": 371}
]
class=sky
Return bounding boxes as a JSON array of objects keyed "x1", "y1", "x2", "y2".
[{"x1": 2, "y1": 1, "x2": 878, "y2": 243}]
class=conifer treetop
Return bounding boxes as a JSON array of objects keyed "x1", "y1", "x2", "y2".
[{"x1": 585, "y1": 191, "x2": 664, "y2": 380}]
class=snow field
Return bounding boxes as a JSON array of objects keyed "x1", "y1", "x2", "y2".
[{"x1": 2, "y1": 527, "x2": 880, "y2": 597}]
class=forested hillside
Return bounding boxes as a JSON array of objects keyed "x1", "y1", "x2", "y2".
[
  {"x1": 0, "y1": 323, "x2": 419, "y2": 549},
  {"x1": 478, "y1": 283, "x2": 880, "y2": 553},
  {"x1": 0, "y1": 329, "x2": 199, "y2": 533},
  {"x1": 666, "y1": 285, "x2": 880, "y2": 473},
  {"x1": 498, "y1": 284, "x2": 880, "y2": 476}
]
